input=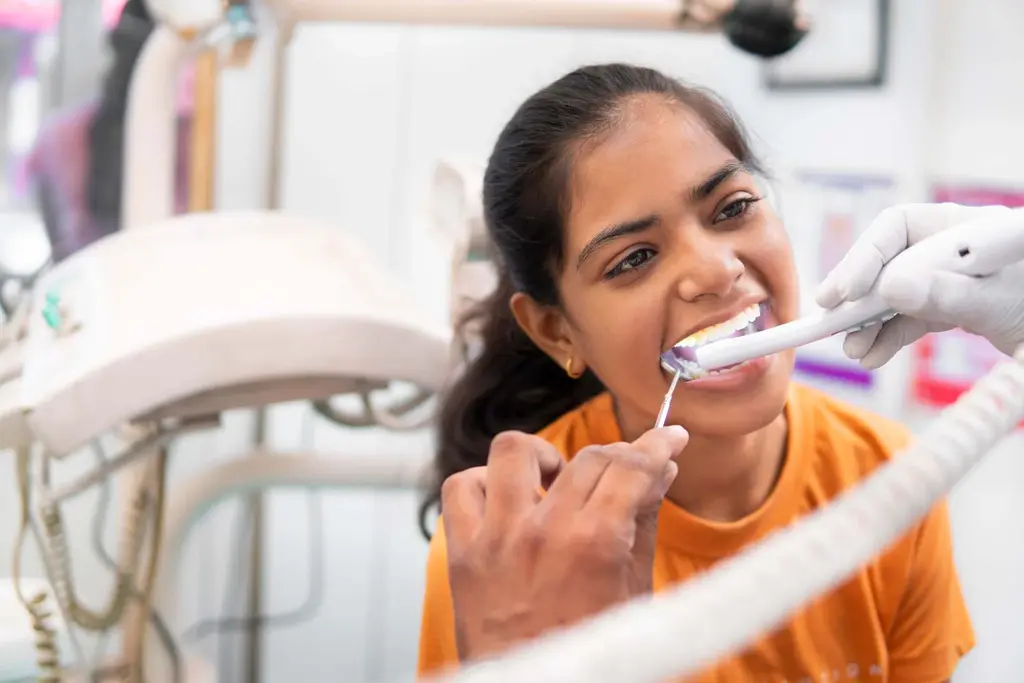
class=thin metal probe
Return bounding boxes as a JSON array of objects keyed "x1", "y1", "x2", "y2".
[{"x1": 654, "y1": 369, "x2": 681, "y2": 428}]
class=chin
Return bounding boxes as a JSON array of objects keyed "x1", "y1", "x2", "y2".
[{"x1": 671, "y1": 350, "x2": 794, "y2": 437}]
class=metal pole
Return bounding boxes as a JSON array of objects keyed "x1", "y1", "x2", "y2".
[
  {"x1": 262, "y1": 0, "x2": 686, "y2": 30},
  {"x1": 242, "y1": 17, "x2": 293, "y2": 683}
]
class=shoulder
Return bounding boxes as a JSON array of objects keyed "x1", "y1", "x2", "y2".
[
  {"x1": 789, "y1": 385, "x2": 975, "y2": 667},
  {"x1": 418, "y1": 522, "x2": 459, "y2": 675},
  {"x1": 535, "y1": 392, "x2": 621, "y2": 458},
  {"x1": 789, "y1": 383, "x2": 912, "y2": 488}
]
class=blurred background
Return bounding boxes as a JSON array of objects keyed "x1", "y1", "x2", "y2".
[{"x1": 0, "y1": 0, "x2": 1022, "y2": 681}]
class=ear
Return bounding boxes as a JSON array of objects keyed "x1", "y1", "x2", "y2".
[{"x1": 509, "y1": 292, "x2": 581, "y2": 374}]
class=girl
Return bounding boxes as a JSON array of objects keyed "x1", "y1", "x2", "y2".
[{"x1": 417, "y1": 63, "x2": 973, "y2": 683}]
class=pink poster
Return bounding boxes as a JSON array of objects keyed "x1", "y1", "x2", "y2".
[
  {"x1": 912, "y1": 183, "x2": 1024, "y2": 415},
  {"x1": 932, "y1": 185, "x2": 1024, "y2": 208}
]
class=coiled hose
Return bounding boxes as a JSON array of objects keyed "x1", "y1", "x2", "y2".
[
  {"x1": 39, "y1": 471, "x2": 151, "y2": 632},
  {"x1": 440, "y1": 344, "x2": 1024, "y2": 683},
  {"x1": 22, "y1": 592, "x2": 61, "y2": 683},
  {"x1": 12, "y1": 448, "x2": 64, "y2": 683}
]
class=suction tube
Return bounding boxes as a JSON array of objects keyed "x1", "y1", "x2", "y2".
[{"x1": 436, "y1": 345, "x2": 1024, "y2": 683}]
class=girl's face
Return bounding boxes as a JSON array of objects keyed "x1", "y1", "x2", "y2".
[{"x1": 512, "y1": 96, "x2": 799, "y2": 438}]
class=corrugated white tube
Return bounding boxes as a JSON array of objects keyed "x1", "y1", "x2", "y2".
[{"x1": 438, "y1": 345, "x2": 1024, "y2": 683}]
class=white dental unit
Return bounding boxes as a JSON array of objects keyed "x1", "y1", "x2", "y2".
[{"x1": 4, "y1": 1, "x2": 1024, "y2": 683}]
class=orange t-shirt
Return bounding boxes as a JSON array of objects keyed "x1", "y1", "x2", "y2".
[{"x1": 417, "y1": 383, "x2": 975, "y2": 682}]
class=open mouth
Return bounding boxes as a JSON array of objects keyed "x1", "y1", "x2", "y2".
[{"x1": 661, "y1": 302, "x2": 768, "y2": 380}]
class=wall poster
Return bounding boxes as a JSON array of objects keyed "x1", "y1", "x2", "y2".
[
  {"x1": 782, "y1": 171, "x2": 898, "y2": 391},
  {"x1": 911, "y1": 184, "x2": 1024, "y2": 410}
]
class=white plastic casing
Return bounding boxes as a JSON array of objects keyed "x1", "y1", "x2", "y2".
[
  {"x1": 19, "y1": 212, "x2": 453, "y2": 456},
  {"x1": 143, "y1": 0, "x2": 224, "y2": 34}
]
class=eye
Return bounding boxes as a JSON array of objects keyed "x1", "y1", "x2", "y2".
[
  {"x1": 605, "y1": 247, "x2": 656, "y2": 279},
  {"x1": 714, "y1": 195, "x2": 763, "y2": 224}
]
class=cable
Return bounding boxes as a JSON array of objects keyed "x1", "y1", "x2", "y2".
[
  {"x1": 181, "y1": 494, "x2": 325, "y2": 640},
  {"x1": 88, "y1": 441, "x2": 183, "y2": 683},
  {"x1": 11, "y1": 447, "x2": 64, "y2": 683},
  {"x1": 436, "y1": 344, "x2": 1024, "y2": 683},
  {"x1": 131, "y1": 447, "x2": 169, "y2": 683},
  {"x1": 179, "y1": 408, "x2": 326, "y2": 644}
]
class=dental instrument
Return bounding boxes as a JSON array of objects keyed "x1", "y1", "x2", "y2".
[
  {"x1": 661, "y1": 220, "x2": 1024, "y2": 379},
  {"x1": 654, "y1": 369, "x2": 681, "y2": 428}
]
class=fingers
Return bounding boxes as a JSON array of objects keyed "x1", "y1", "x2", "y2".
[
  {"x1": 484, "y1": 431, "x2": 563, "y2": 524},
  {"x1": 857, "y1": 316, "x2": 931, "y2": 370},
  {"x1": 816, "y1": 205, "x2": 913, "y2": 309},
  {"x1": 583, "y1": 426, "x2": 688, "y2": 520},
  {"x1": 842, "y1": 322, "x2": 883, "y2": 361},
  {"x1": 441, "y1": 467, "x2": 487, "y2": 546},
  {"x1": 540, "y1": 444, "x2": 614, "y2": 513},
  {"x1": 816, "y1": 203, "x2": 1009, "y2": 310}
]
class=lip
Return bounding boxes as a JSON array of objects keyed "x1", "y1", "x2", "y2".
[
  {"x1": 661, "y1": 303, "x2": 779, "y2": 391},
  {"x1": 664, "y1": 296, "x2": 769, "y2": 353}
]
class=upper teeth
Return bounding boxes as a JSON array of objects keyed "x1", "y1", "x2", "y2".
[{"x1": 675, "y1": 303, "x2": 761, "y2": 348}]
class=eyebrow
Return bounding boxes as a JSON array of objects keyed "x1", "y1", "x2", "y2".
[
  {"x1": 574, "y1": 160, "x2": 749, "y2": 271},
  {"x1": 576, "y1": 215, "x2": 659, "y2": 270},
  {"x1": 691, "y1": 160, "x2": 749, "y2": 203}
]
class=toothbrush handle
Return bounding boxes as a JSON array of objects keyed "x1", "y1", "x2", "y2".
[{"x1": 694, "y1": 293, "x2": 893, "y2": 372}]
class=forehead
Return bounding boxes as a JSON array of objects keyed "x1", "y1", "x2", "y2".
[{"x1": 566, "y1": 97, "x2": 738, "y2": 243}]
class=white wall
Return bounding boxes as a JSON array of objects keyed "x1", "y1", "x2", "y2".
[{"x1": 4, "y1": 0, "x2": 1024, "y2": 681}]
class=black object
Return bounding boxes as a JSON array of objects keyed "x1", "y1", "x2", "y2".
[
  {"x1": 763, "y1": 0, "x2": 890, "y2": 91},
  {"x1": 723, "y1": 0, "x2": 808, "y2": 59},
  {"x1": 87, "y1": 0, "x2": 155, "y2": 230}
]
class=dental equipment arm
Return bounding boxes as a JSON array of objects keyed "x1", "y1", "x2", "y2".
[
  {"x1": 144, "y1": 0, "x2": 690, "y2": 35},
  {"x1": 681, "y1": 209, "x2": 1024, "y2": 374},
  {"x1": 816, "y1": 203, "x2": 1024, "y2": 368}
]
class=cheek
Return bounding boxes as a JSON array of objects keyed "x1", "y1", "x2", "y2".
[
  {"x1": 751, "y1": 227, "x2": 800, "y2": 317},
  {"x1": 570, "y1": 289, "x2": 664, "y2": 376}
]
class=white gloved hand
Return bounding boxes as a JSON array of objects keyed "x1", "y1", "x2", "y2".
[{"x1": 816, "y1": 202, "x2": 1024, "y2": 369}]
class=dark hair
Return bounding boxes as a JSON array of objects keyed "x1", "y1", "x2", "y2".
[
  {"x1": 87, "y1": 0, "x2": 155, "y2": 227},
  {"x1": 418, "y1": 63, "x2": 763, "y2": 537}
]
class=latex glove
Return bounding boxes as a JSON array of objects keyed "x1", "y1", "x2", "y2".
[{"x1": 816, "y1": 203, "x2": 1024, "y2": 368}]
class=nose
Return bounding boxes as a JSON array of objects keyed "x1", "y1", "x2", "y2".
[{"x1": 674, "y1": 235, "x2": 744, "y2": 302}]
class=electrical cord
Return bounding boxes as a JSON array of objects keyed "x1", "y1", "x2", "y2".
[
  {"x1": 179, "y1": 409, "x2": 326, "y2": 646},
  {"x1": 88, "y1": 441, "x2": 182, "y2": 683},
  {"x1": 12, "y1": 446, "x2": 68, "y2": 683},
  {"x1": 131, "y1": 447, "x2": 169, "y2": 683},
  {"x1": 312, "y1": 383, "x2": 436, "y2": 432}
]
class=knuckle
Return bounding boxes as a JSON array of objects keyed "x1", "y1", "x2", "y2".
[
  {"x1": 606, "y1": 443, "x2": 660, "y2": 474},
  {"x1": 487, "y1": 432, "x2": 528, "y2": 458},
  {"x1": 446, "y1": 546, "x2": 480, "y2": 580},
  {"x1": 515, "y1": 515, "x2": 549, "y2": 549},
  {"x1": 488, "y1": 430, "x2": 531, "y2": 462},
  {"x1": 440, "y1": 468, "x2": 474, "y2": 501},
  {"x1": 569, "y1": 517, "x2": 629, "y2": 559}
]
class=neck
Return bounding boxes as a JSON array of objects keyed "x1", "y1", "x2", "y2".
[
  {"x1": 665, "y1": 415, "x2": 788, "y2": 523},
  {"x1": 616, "y1": 402, "x2": 788, "y2": 523}
]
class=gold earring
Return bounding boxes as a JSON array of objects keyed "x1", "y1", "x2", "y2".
[{"x1": 565, "y1": 358, "x2": 582, "y2": 379}]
